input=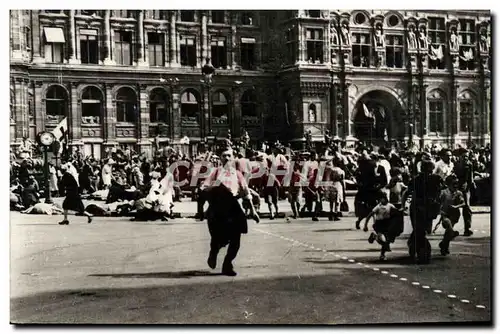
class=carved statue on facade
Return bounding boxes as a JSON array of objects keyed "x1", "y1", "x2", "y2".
[
  {"x1": 449, "y1": 28, "x2": 460, "y2": 52},
  {"x1": 201, "y1": 58, "x2": 215, "y2": 84},
  {"x1": 340, "y1": 23, "x2": 351, "y2": 46},
  {"x1": 308, "y1": 107, "x2": 317, "y2": 123},
  {"x1": 374, "y1": 24, "x2": 385, "y2": 48},
  {"x1": 418, "y1": 26, "x2": 428, "y2": 49},
  {"x1": 407, "y1": 25, "x2": 418, "y2": 50},
  {"x1": 330, "y1": 22, "x2": 339, "y2": 46},
  {"x1": 479, "y1": 30, "x2": 490, "y2": 53}
]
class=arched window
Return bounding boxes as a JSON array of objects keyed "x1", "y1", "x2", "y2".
[
  {"x1": 458, "y1": 90, "x2": 478, "y2": 134},
  {"x1": 81, "y1": 86, "x2": 103, "y2": 124},
  {"x1": 427, "y1": 90, "x2": 445, "y2": 134},
  {"x1": 45, "y1": 85, "x2": 67, "y2": 121},
  {"x1": 212, "y1": 91, "x2": 229, "y2": 125},
  {"x1": 241, "y1": 90, "x2": 259, "y2": 126},
  {"x1": 180, "y1": 90, "x2": 200, "y2": 125},
  {"x1": 149, "y1": 88, "x2": 169, "y2": 123},
  {"x1": 116, "y1": 87, "x2": 137, "y2": 123}
]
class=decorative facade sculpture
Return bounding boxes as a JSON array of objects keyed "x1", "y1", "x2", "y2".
[
  {"x1": 308, "y1": 107, "x2": 317, "y2": 122},
  {"x1": 340, "y1": 22, "x2": 351, "y2": 46},
  {"x1": 449, "y1": 28, "x2": 460, "y2": 52},
  {"x1": 330, "y1": 21, "x2": 339, "y2": 46},
  {"x1": 418, "y1": 26, "x2": 428, "y2": 49},
  {"x1": 373, "y1": 24, "x2": 385, "y2": 48},
  {"x1": 407, "y1": 25, "x2": 418, "y2": 50}
]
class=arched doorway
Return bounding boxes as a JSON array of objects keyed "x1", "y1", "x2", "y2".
[{"x1": 352, "y1": 90, "x2": 405, "y2": 144}]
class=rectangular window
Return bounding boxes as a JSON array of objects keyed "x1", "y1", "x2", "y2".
[
  {"x1": 211, "y1": 10, "x2": 225, "y2": 24},
  {"x1": 306, "y1": 29, "x2": 324, "y2": 64},
  {"x1": 44, "y1": 43, "x2": 63, "y2": 63},
  {"x1": 429, "y1": 100, "x2": 444, "y2": 133},
  {"x1": 43, "y1": 27, "x2": 65, "y2": 63},
  {"x1": 114, "y1": 30, "x2": 132, "y2": 65},
  {"x1": 80, "y1": 29, "x2": 98, "y2": 64},
  {"x1": 211, "y1": 37, "x2": 227, "y2": 68},
  {"x1": 459, "y1": 19, "x2": 476, "y2": 70},
  {"x1": 180, "y1": 10, "x2": 195, "y2": 22},
  {"x1": 148, "y1": 10, "x2": 165, "y2": 20},
  {"x1": 180, "y1": 37, "x2": 196, "y2": 66},
  {"x1": 460, "y1": 101, "x2": 474, "y2": 132},
  {"x1": 428, "y1": 17, "x2": 446, "y2": 69},
  {"x1": 352, "y1": 33, "x2": 371, "y2": 68},
  {"x1": 286, "y1": 28, "x2": 297, "y2": 65},
  {"x1": 25, "y1": 26, "x2": 31, "y2": 50},
  {"x1": 148, "y1": 32, "x2": 165, "y2": 66},
  {"x1": 240, "y1": 40, "x2": 255, "y2": 70},
  {"x1": 385, "y1": 35, "x2": 403, "y2": 68},
  {"x1": 241, "y1": 12, "x2": 253, "y2": 25}
]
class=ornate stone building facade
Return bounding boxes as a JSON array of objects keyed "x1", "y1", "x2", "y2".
[{"x1": 10, "y1": 10, "x2": 491, "y2": 158}]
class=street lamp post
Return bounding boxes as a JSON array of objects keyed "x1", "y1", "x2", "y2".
[
  {"x1": 37, "y1": 131, "x2": 56, "y2": 205},
  {"x1": 409, "y1": 123, "x2": 414, "y2": 148},
  {"x1": 202, "y1": 58, "x2": 216, "y2": 141}
]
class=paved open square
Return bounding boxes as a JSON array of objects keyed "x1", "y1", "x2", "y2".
[{"x1": 10, "y1": 212, "x2": 491, "y2": 324}]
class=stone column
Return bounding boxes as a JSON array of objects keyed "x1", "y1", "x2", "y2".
[
  {"x1": 103, "y1": 10, "x2": 113, "y2": 65},
  {"x1": 137, "y1": 10, "x2": 147, "y2": 67},
  {"x1": 32, "y1": 11, "x2": 43, "y2": 63},
  {"x1": 201, "y1": 11, "x2": 208, "y2": 62},
  {"x1": 300, "y1": 24, "x2": 307, "y2": 63},
  {"x1": 33, "y1": 82, "x2": 44, "y2": 134},
  {"x1": 104, "y1": 84, "x2": 117, "y2": 146},
  {"x1": 69, "y1": 83, "x2": 83, "y2": 146},
  {"x1": 14, "y1": 79, "x2": 27, "y2": 141},
  {"x1": 171, "y1": 85, "x2": 181, "y2": 140},
  {"x1": 232, "y1": 86, "x2": 242, "y2": 137},
  {"x1": 170, "y1": 11, "x2": 179, "y2": 67},
  {"x1": 344, "y1": 82, "x2": 354, "y2": 142},
  {"x1": 68, "y1": 10, "x2": 78, "y2": 64},
  {"x1": 231, "y1": 17, "x2": 237, "y2": 68},
  {"x1": 138, "y1": 85, "x2": 151, "y2": 157}
]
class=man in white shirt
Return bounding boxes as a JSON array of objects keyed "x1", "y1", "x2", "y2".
[
  {"x1": 199, "y1": 147, "x2": 259, "y2": 276},
  {"x1": 434, "y1": 149, "x2": 454, "y2": 180}
]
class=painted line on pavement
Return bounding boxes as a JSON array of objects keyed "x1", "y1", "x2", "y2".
[{"x1": 253, "y1": 227, "x2": 488, "y2": 311}]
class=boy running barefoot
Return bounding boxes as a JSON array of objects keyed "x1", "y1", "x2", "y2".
[{"x1": 363, "y1": 193, "x2": 399, "y2": 260}]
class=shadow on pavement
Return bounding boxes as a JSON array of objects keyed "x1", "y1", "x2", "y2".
[
  {"x1": 303, "y1": 247, "x2": 408, "y2": 253},
  {"x1": 88, "y1": 270, "x2": 223, "y2": 279},
  {"x1": 11, "y1": 270, "x2": 491, "y2": 324},
  {"x1": 313, "y1": 228, "x2": 355, "y2": 233}
]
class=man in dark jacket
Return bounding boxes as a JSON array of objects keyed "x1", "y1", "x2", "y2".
[{"x1": 198, "y1": 146, "x2": 259, "y2": 276}]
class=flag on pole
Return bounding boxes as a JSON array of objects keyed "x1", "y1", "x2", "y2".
[
  {"x1": 51, "y1": 117, "x2": 68, "y2": 155},
  {"x1": 363, "y1": 104, "x2": 374, "y2": 119}
]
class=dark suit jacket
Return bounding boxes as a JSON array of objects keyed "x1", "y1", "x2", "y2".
[{"x1": 200, "y1": 185, "x2": 248, "y2": 243}]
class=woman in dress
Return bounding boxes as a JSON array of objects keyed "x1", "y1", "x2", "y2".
[{"x1": 58, "y1": 164, "x2": 93, "y2": 225}]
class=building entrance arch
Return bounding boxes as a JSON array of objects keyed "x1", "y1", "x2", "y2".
[{"x1": 352, "y1": 90, "x2": 405, "y2": 144}]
